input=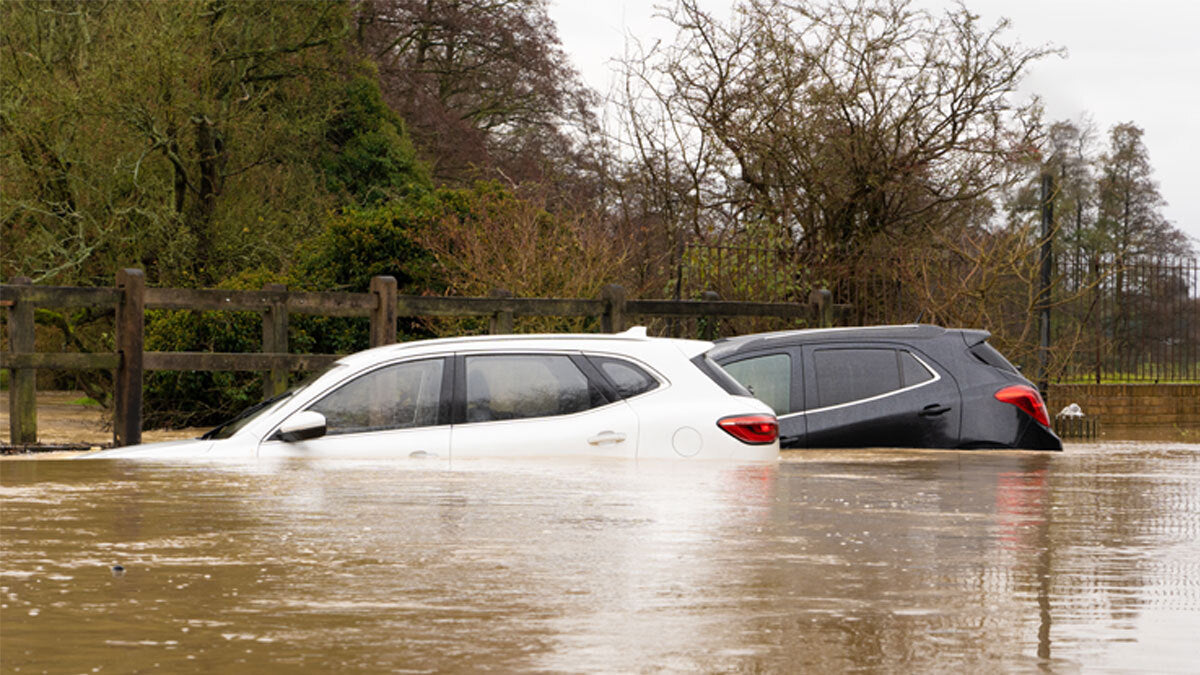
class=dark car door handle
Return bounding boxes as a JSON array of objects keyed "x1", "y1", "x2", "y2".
[{"x1": 920, "y1": 404, "x2": 952, "y2": 417}]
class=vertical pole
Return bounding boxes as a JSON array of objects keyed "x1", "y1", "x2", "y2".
[
  {"x1": 700, "y1": 290, "x2": 720, "y2": 340},
  {"x1": 262, "y1": 283, "x2": 288, "y2": 398},
  {"x1": 1099, "y1": 253, "x2": 1104, "y2": 384},
  {"x1": 369, "y1": 276, "x2": 397, "y2": 347},
  {"x1": 1038, "y1": 173, "x2": 1054, "y2": 393},
  {"x1": 488, "y1": 288, "x2": 513, "y2": 335},
  {"x1": 114, "y1": 269, "x2": 144, "y2": 447},
  {"x1": 809, "y1": 288, "x2": 833, "y2": 328},
  {"x1": 672, "y1": 233, "x2": 684, "y2": 338},
  {"x1": 600, "y1": 284, "x2": 626, "y2": 333},
  {"x1": 7, "y1": 277, "x2": 36, "y2": 445}
]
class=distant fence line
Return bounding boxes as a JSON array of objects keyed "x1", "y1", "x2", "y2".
[
  {"x1": 1054, "y1": 256, "x2": 1199, "y2": 383},
  {"x1": 1, "y1": 269, "x2": 835, "y2": 447}
]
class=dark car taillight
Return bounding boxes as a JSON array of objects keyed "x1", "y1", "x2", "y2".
[
  {"x1": 718, "y1": 414, "x2": 779, "y2": 445},
  {"x1": 994, "y1": 385, "x2": 1051, "y2": 427}
]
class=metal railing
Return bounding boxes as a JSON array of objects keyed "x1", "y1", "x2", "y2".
[
  {"x1": 682, "y1": 243, "x2": 1199, "y2": 383},
  {"x1": 1054, "y1": 256, "x2": 1199, "y2": 383}
]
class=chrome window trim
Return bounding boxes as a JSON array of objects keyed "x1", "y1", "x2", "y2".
[
  {"x1": 779, "y1": 350, "x2": 940, "y2": 419},
  {"x1": 579, "y1": 350, "x2": 670, "y2": 390}
]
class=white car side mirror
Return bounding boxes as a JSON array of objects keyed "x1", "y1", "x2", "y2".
[{"x1": 278, "y1": 411, "x2": 327, "y2": 442}]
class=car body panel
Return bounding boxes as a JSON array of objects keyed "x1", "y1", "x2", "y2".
[
  {"x1": 258, "y1": 425, "x2": 453, "y2": 462},
  {"x1": 798, "y1": 342, "x2": 962, "y2": 449},
  {"x1": 627, "y1": 391, "x2": 778, "y2": 461},
  {"x1": 80, "y1": 439, "x2": 218, "y2": 459},
  {"x1": 449, "y1": 401, "x2": 640, "y2": 459}
]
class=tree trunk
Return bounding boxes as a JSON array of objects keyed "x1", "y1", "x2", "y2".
[{"x1": 188, "y1": 115, "x2": 223, "y2": 282}]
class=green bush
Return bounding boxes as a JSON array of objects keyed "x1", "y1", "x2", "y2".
[
  {"x1": 143, "y1": 308, "x2": 380, "y2": 429},
  {"x1": 144, "y1": 306, "x2": 264, "y2": 429},
  {"x1": 319, "y1": 76, "x2": 431, "y2": 205},
  {"x1": 294, "y1": 200, "x2": 444, "y2": 294},
  {"x1": 142, "y1": 213, "x2": 441, "y2": 429}
]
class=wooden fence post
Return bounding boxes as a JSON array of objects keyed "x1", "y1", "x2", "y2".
[
  {"x1": 601, "y1": 284, "x2": 626, "y2": 333},
  {"x1": 700, "y1": 290, "x2": 721, "y2": 340},
  {"x1": 809, "y1": 288, "x2": 833, "y2": 328},
  {"x1": 262, "y1": 283, "x2": 288, "y2": 398},
  {"x1": 114, "y1": 269, "x2": 144, "y2": 447},
  {"x1": 7, "y1": 277, "x2": 36, "y2": 445},
  {"x1": 489, "y1": 288, "x2": 514, "y2": 334},
  {"x1": 369, "y1": 276, "x2": 398, "y2": 347}
]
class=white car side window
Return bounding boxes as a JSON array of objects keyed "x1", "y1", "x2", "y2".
[
  {"x1": 309, "y1": 359, "x2": 443, "y2": 434},
  {"x1": 465, "y1": 354, "x2": 606, "y2": 423},
  {"x1": 587, "y1": 355, "x2": 660, "y2": 398}
]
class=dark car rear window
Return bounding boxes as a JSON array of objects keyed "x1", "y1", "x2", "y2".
[{"x1": 969, "y1": 342, "x2": 1020, "y2": 374}]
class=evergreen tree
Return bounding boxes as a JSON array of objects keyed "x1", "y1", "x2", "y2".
[{"x1": 1095, "y1": 123, "x2": 1191, "y2": 260}]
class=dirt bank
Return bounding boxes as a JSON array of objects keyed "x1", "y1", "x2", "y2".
[{"x1": 1, "y1": 391, "x2": 206, "y2": 456}]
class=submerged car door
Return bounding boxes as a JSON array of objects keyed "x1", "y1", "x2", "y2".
[
  {"x1": 719, "y1": 350, "x2": 806, "y2": 449},
  {"x1": 258, "y1": 357, "x2": 452, "y2": 462},
  {"x1": 800, "y1": 344, "x2": 961, "y2": 448},
  {"x1": 448, "y1": 352, "x2": 640, "y2": 458}
]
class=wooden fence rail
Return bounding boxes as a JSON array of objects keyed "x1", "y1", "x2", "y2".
[{"x1": 2, "y1": 269, "x2": 833, "y2": 447}]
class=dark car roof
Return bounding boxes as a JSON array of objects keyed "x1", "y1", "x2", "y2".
[{"x1": 709, "y1": 324, "x2": 990, "y2": 359}]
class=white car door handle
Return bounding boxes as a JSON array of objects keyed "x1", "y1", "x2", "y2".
[{"x1": 587, "y1": 431, "x2": 627, "y2": 445}]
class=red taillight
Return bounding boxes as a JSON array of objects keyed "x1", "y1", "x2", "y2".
[
  {"x1": 718, "y1": 414, "x2": 779, "y2": 445},
  {"x1": 994, "y1": 385, "x2": 1051, "y2": 427}
]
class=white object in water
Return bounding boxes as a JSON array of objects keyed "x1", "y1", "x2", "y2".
[{"x1": 1057, "y1": 403, "x2": 1085, "y2": 418}]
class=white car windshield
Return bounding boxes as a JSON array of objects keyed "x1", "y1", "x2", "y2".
[{"x1": 202, "y1": 364, "x2": 346, "y2": 440}]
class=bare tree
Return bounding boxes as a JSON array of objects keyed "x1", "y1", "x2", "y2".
[{"x1": 613, "y1": 0, "x2": 1056, "y2": 268}]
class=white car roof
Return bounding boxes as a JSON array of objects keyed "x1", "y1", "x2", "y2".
[{"x1": 333, "y1": 326, "x2": 712, "y2": 367}]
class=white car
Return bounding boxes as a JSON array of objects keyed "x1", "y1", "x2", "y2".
[{"x1": 87, "y1": 328, "x2": 779, "y2": 461}]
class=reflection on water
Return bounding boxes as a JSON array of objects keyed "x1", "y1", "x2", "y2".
[{"x1": 2, "y1": 443, "x2": 1199, "y2": 671}]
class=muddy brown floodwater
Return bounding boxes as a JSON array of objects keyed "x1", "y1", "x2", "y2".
[{"x1": 2, "y1": 443, "x2": 1199, "y2": 672}]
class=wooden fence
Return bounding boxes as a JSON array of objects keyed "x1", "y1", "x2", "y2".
[{"x1": 2, "y1": 269, "x2": 833, "y2": 447}]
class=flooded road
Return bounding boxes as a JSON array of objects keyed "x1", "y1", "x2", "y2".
[{"x1": 3, "y1": 443, "x2": 1199, "y2": 672}]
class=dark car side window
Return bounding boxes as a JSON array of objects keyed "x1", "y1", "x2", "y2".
[
  {"x1": 722, "y1": 353, "x2": 792, "y2": 415},
  {"x1": 309, "y1": 359, "x2": 444, "y2": 435},
  {"x1": 813, "y1": 348, "x2": 936, "y2": 409},
  {"x1": 586, "y1": 355, "x2": 659, "y2": 399},
  {"x1": 900, "y1": 351, "x2": 934, "y2": 387},
  {"x1": 814, "y1": 348, "x2": 900, "y2": 408},
  {"x1": 690, "y1": 353, "x2": 754, "y2": 396},
  {"x1": 464, "y1": 354, "x2": 607, "y2": 423}
]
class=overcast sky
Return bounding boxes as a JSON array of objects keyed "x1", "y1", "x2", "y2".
[{"x1": 548, "y1": 0, "x2": 1200, "y2": 248}]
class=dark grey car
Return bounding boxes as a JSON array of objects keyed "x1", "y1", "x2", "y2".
[{"x1": 708, "y1": 325, "x2": 1062, "y2": 451}]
